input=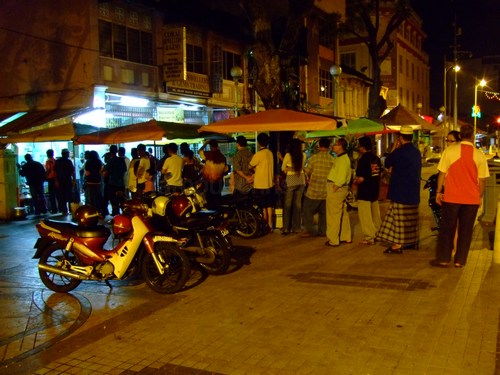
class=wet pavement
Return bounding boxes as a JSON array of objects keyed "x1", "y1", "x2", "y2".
[{"x1": 0, "y1": 165, "x2": 499, "y2": 375}]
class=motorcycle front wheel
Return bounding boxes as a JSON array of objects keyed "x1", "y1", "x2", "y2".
[
  {"x1": 199, "y1": 234, "x2": 231, "y2": 275},
  {"x1": 38, "y1": 245, "x2": 82, "y2": 293},
  {"x1": 235, "y1": 208, "x2": 262, "y2": 238},
  {"x1": 142, "y1": 242, "x2": 190, "y2": 294}
]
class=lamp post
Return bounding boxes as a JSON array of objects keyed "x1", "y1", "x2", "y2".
[
  {"x1": 443, "y1": 63, "x2": 460, "y2": 131},
  {"x1": 330, "y1": 64, "x2": 342, "y2": 117},
  {"x1": 473, "y1": 78, "x2": 487, "y2": 140},
  {"x1": 230, "y1": 66, "x2": 243, "y2": 117}
]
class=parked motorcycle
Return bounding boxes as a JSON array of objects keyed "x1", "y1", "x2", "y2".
[
  {"x1": 423, "y1": 172, "x2": 441, "y2": 230},
  {"x1": 217, "y1": 193, "x2": 264, "y2": 238},
  {"x1": 183, "y1": 184, "x2": 264, "y2": 239},
  {"x1": 33, "y1": 202, "x2": 190, "y2": 294},
  {"x1": 145, "y1": 187, "x2": 232, "y2": 275}
]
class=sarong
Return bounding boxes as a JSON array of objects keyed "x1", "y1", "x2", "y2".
[{"x1": 376, "y1": 202, "x2": 419, "y2": 245}]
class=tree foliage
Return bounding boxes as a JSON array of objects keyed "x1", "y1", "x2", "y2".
[
  {"x1": 240, "y1": 0, "x2": 314, "y2": 110},
  {"x1": 342, "y1": 0, "x2": 411, "y2": 118}
]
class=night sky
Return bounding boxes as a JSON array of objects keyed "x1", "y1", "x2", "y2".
[{"x1": 412, "y1": 0, "x2": 500, "y2": 109}]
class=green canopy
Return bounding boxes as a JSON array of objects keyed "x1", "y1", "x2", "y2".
[{"x1": 306, "y1": 117, "x2": 385, "y2": 138}]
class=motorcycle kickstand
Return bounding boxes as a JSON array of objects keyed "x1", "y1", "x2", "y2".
[{"x1": 105, "y1": 280, "x2": 113, "y2": 289}]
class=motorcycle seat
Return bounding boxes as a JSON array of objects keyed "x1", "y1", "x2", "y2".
[
  {"x1": 219, "y1": 194, "x2": 250, "y2": 206},
  {"x1": 183, "y1": 210, "x2": 221, "y2": 228},
  {"x1": 43, "y1": 219, "x2": 111, "y2": 238}
]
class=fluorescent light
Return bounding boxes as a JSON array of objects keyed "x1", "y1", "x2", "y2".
[
  {"x1": 120, "y1": 96, "x2": 149, "y2": 107},
  {"x1": 0, "y1": 112, "x2": 27, "y2": 127}
]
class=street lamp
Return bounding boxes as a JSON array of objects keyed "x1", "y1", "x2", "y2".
[
  {"x1": 230, "y1": 66, "x2": 243, "y2": 117},
  {"x1": 473, "y1": 78, "x2": 487, "y2": 140},
  {"x1": 443, "y1": 63, "x2": 460, "y2": 131},
  {"x1": 330, "y1": 64, "x2": 342, "y2": 117}
]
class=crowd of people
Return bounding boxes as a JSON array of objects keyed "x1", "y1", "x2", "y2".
[{"x1": 17, "y1": 123, "x2": 489, "y2": 268}]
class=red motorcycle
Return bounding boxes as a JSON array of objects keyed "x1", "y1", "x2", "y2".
[{"x1": 33, "y1": 202, "x2": 190, "y2": 294}]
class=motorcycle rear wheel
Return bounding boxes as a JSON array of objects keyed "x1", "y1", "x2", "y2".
[
  {"x1": 142, "y1": 242, "x2": 190, "y2": 294},
  {"x1": 235, "y1": 209, "x2": 261, "y2": 238},
  {"x1": 199, "y1": 234, "x2": 231, "y2": 275},
  {"x1": 38, "y1": 245, "x2": 82, "y2": 293}
]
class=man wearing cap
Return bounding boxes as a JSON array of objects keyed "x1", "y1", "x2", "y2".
[
  {"x1": 376, "y1": 125, "x2": 421, "y2": 254},
  {"x1": 431, "y1": 124, "x2": 489, "y2": 268}
]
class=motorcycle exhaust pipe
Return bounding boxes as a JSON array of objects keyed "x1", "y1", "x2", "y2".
[{"x1": 38, "y1": 263, "x2": 89, "y2": 280}]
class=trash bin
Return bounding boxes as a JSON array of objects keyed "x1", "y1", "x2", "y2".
[{"x1": 479, "y1": 161, "x2": 500, "y2": 224}]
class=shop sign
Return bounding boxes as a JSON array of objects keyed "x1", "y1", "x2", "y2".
[
  {"x1": 167, "y1": 72, "x2": 211, "y2": 98},
  {"x1": 157, "y1": 107, "x2": 185, "y2": 123},
  {"x1": 163, "y1": 26, "x2": 186, "y2": 81}
]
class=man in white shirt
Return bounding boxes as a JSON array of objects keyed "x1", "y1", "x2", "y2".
[{"x1": 161, "y1": 143, "x2": 184, "y2": 193}]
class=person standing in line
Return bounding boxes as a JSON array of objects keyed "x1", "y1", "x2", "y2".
[
  {"x1": 182, "y1": 150, "x2": 200, "y2": 188},
  {"x1": 353, "y1": 136, "x2": 382, "y2": 245},
  {"x1": 300, "y1": 138, "x2": 334, "y2": 238},
  {"x1": 45, "y1": 149, "x2": 58, "y2": 214},
  {"x1": 376, "y1": 126, "x2": 421, "y2": 254},
  {"x1": 232, "y1": 135, "x2": 254, "y2": 196},
  {"x1": 249, "y1": 133, "x2": 275, "y2": 233},
  {"x1": 161, "y1": 143, "x2": 184, "y2": 193},
  {"x1": 102, "y1": 145, "x2": 127, "y2": 216},
  {"x1": 136, "y1": 144, "x2": 151, "y2": 197},
  {"x1": 281, "y1": 138, "x2": 306, "y2": 235},
  {"x1": 82, "y1": 150, "x2": 90, "y2": 203},
  {"x1": 325, "y1": 138, "x2": 352, "y2": 247},
  {"x1": 119, "y1": 146, "x2": 130, "y2": 192},
  {"x1": 73, "y1": 153, "x2": 84, "y2": 195},
  {"x1": 18, "y1": 154, "x2": 47, "y2": 215},
  {"x1": 198, "y1": 139, "x2": 228, "y2": 209},
  {"x1": 85, "y1": 150, "x2": 104, "y2": 215},
  {"x1": 54, "y1": 148, "x2": 75, "y2": 215},
  {"x1": 127, "y1": 148, "x2": 139, "y2": 198},
  {"x1": 431, "y1": 124, "x2": 490, "y2": 268}
]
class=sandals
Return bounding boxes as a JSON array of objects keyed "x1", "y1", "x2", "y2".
[
  {"x1": 383, "y1": 247, "x2": 402, "y2": 254},
  {"x1": 359, "y1": 239, "x2": 375, "y2": 245}
]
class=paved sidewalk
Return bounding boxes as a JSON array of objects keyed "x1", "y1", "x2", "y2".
[{"x1": 0, "y1": 168, "x2": 498, "y2": 374}]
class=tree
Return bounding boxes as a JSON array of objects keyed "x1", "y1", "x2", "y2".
[
  {"x1": 342, "y1": 0, "x2": 411, "y2": 119},
  {"x1": 240, "y1": 0, "x2": 314, "y2": 110}
]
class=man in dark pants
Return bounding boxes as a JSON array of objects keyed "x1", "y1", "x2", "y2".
[
  {"x1": 102, "y1": 145, "x2": 127, "y2": 216},
  {"x1": 45, "y1": 149, "x2": 58, "y2": 213},
  {"x1": 18, "y1": 154, "x2": 47, "y2": 215},
  {"x1": 54, "y1": 149, "x2": 75, "y2": 215},
  {"x1": 431, "y1": 124, "x2": 490, "y2": 268}
]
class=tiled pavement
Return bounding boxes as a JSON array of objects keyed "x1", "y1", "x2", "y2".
[{"x1": 0, "y1": 166, "x2": 498, "y2": 375}]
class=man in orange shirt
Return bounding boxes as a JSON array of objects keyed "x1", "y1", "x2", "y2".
[{"x1": 431, "y1": 125, "x2": 490, "y2": 268}]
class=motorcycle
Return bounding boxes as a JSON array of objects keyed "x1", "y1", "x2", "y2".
[
  {"x1": 423, "y1": 172, "x2": 441, "y2": 231},
  {"x1": 184, "y1": 183, "x2": 264, "y2": 239},
  {"x1": 33, "y1": 201, "x2": 190, "y2": 294},
  {"x1": 216, "y1": 193, "x2": 264, "y2": 238},
  {"x1": 145, "y1": 187, "x2": 232, "y2": 275}
]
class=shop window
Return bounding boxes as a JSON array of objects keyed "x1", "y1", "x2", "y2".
[
  {"x1": 318, "y1": 17, "x2": 334, "y2": 49},
  {"x1": 121, "y1": 68, "x2": 135, "y2": 84},
  {"x1": 186, "y1": 44, "x2": 204, "y2": 74},
  {"x1": 319, "y1": 69, "x2": 333, "y2": 99},
  {"x1": 223, "y1": 51, "x2": 242, "y2": 80},
  {"x1": 142, "y1": 72, "x2": 150, "y2": 87},
  {"x1": 340, "y1": 52, "x2": 356, "y2": 70},
  {"x1": 103, "y1": 65, "x2": 113, "y2": 81},
  {"x1": 98, "y1": 20, "x2": 153, "y2": 65}
]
